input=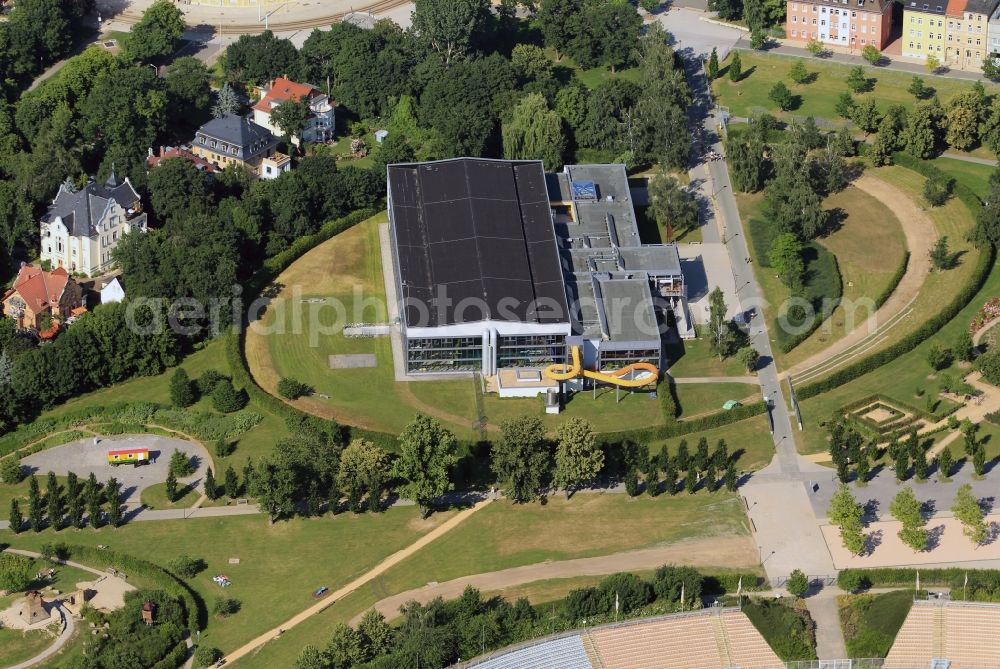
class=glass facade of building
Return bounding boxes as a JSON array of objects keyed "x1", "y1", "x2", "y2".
[
  {"x1": 497, "y1": 334, "x2": 567, "y2": 368},
  {"x1": 599, "y1": 347, "x2": 660, "y2": 369},
  {"x1": 407, "y1": 336, "x2": 483, "y2": 373}
]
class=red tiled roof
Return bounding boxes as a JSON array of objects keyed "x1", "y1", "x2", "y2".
[
  {"x1": 252, "y1": 77, "x2": 324, "y2": 113},
  {"x1": 7, "y1": 264, "x2": 73, "y2": 314}
]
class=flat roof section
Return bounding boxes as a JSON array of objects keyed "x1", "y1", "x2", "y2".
[
  {"x1": 596, "y1": 279, "x2": 660, "y2": 343},
  {"x1": 388, "y1": 159, "x2": 570, "y2": 328}
]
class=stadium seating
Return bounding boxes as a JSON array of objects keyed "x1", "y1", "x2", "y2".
[
  {"x1": 886, "y1": 600, "x2": 1000, "y2": 669},
  {"x1": 470, "y1": 634, "x2": 594, "y2": 669}
]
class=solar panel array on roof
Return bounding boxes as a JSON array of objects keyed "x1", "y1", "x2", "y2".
[{"x1": 388, "y1": 159, "x2": 570, "y2": 328}]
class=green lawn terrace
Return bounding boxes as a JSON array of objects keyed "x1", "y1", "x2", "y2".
[{"x1": 712, "y1": 50, "x2": 1000, "y2": 122}]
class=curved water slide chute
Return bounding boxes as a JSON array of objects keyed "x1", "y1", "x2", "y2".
[{"x1": 543, "y1": 346, "x2": 659, "y2": 388}]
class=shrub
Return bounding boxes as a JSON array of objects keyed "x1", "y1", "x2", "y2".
[
  {"x1": 927, "y1": 344, "x2": 954, "y2": 371},
  {"x1": 193, "y1": 646, "x2": 223, "y2": 668},
  {"x1": 215, "y1": 439, "x2": 235, "y2": 458},
  {"x1": 167, "y1": 555, "x2": 206, "y2": 579},
  {"x1": 196, "y1": 370, "x2": 227, "y2": 396},
  {"x1": 742, "y1": 599, "x2": 817, "y2": 660},
  {"x1": 169, "y1": 369, "x2": 197, "y2": 408},
  {"x1": 212, "y1": 597, "x2": 241, "y2": 617},
  {"x1": 786, "y1": 569, "x2": 810, "y2": 597},
  {"x1": 212, "y1": 380, "x2": 249, "y2": 413},
  {"x1": 169, "y1": 450, "x2": 195, "y2": 477},
  {"x1": 277, "y1": 377, "x2": 311, "y2": 400},
  {"x1": 39, "y1": 542, "x2": 70, "y2": 561},
  {"x1": 563, "y1": 586, "x2": 603, "y2": 619},
  {"x1": 923, "y1": 174, "x2": 954, "y2": 206},
  {"x1": 597, "y1": 572, "x2": 654, "y2": 614},
  {"x1": 838, "y1": 569, "x2": 869, "y2": 593},
  {"x1": 1, "y1": 457, "x2": 23, "y2": 484}
]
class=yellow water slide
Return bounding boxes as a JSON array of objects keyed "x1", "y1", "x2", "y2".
[{"x1": 544, "y1": 346, "x2": 659, "y2": 388}]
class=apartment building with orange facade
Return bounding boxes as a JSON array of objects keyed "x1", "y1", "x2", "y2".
[{"x1": 785, "y1": 0, "x2": 894, "y2": 50}]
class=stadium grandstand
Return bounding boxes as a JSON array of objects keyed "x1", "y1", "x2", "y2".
[
  {"x1": 463, "y1": 607, "x2": 784, "y2": 669},
  {"x1": 885, "y1": 600, "x2": 1000, "y2": 669}
]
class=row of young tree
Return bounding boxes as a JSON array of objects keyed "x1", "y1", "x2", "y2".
[
  {"x1": 827, "y1": 421, "x2": 990, "y2": 487},
  {"x1": 293, "y1": 566, "x2": 710, "y2": 669},
  {"x1": 828, "y1": 481, "x2": 990, "y2": 554},
  {"x1": 7, "y1": 470, "x2": 126, "y2": 533}
]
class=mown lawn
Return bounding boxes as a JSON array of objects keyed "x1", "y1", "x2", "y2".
[
  {"x1": 0, "y1": 624, "x2": 63, "y2": 667},
  {"x1": 7, "y1": 508, "x2": 446, "y2": 655},
  {"x1": 933, "y1": 156, "x2": 996, "y2": 197},
  {"x1": 839, "y1": 590, "x2": 914, "y2": 658},
  {"x1": 665, "y1": 333, "x2": 750, "y2": 377},
  {"x1": 781, "y1": 185, "x2": 908, "y2": 368},
  {"x1": 713, "y1": 50, "x2": 999, "y2": 122},
  {"x1": 648, "y1": 413, "x2": 776, "y2": 471}
]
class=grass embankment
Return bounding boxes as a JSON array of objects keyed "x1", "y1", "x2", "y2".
[
  {"x1": 780, "y1": 186, "x2": 907, "y2": 368},
  {"x1": 794, "y1": 166, "x2": 985, "y2": 454},
  {"x1": 712, "y1": 50, "x2": 998, "y2": 121},
  {"x1": 8, "y1": 507, "x2": 446, "y2": 655},
  {"x1": 229, "y1": 491, "x2": 756, "y2": 669},
  {"x1": 839, "y1": 590, "x2": 914, "y2": 658},
  {"x1": 742, "y1": 598, "x2": 818, "y2": 661}
]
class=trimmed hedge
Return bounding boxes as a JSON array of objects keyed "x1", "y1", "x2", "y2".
[
  {"x1": 798, "y1": 244, "x2": 994, "y2": 399},
  {"x1": 608, "y1": 401, "x2": 768, "y2": 443},
  {"x1": 875, "y1": 251, "x2": 910, "y2": 310},
  {"x1": 58, "y1": 544, "x2": 206, "y2": 631},
  {"x1": 838, "y1": 567, "x2": 1000, "y2": 601},
  {"x1": 796, "y1": 157, "x2": 991, "y2": 397},
  {"x1": 150, "y1": 640, "x2": 189, "y2": 669}
]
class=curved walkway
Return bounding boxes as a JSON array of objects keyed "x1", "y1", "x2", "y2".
[
  {"x1": 972, "y1": 316, "x2": 1000, "y2": 347},
  {"x1": 218, "y1": 498, "x2": 492, "y2": 667},
  {"x1": 348, "y1": 534, "x2": 758, "y2": 625},
  {"x1": 5, "y1": 603, "x2": 75, "y2": 669},
  {"x1": 783, "y1": 174, "x2": 935, "y2": 383}
]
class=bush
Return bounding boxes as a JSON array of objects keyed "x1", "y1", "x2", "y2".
[
  {"x1": 215, "y1": 439, "x2": 235, "y2": 458},
  {"x1": 277, "y1": 377, "x2": 311, "y2": 400},
  {"x1": 212, "y1": 380, "x2": 249, "y2": 413},
  {"x1": 838, "y1": 570, "x2": 870, "y2": 592},
  {"x1": 39, "y1": 542, "x2": 70, "y2": 561},
  {"x1": 786, "y1": 569, "x2": 810, "y2": 597},
  {"x1": 563, "y1": 586, "x2": 604, "y2": 619},
  {"x1": 742, "y1": 599, "x2": 817, "y2": 660},
  {"x1": 597, "y1": 572, "x2": 654, "y2": 614},
  {"x1": 166, "y1": 555, "x2": 206, "y2": 579},
  {"x1": 193, "y1": 646, "x2": 223, "y2": 668},
  {"x1": 927, "y1": 343, "x2": 954, "y2": 370},
  {"x1": 168, "y1": 450, "x2": 195, "y2": 477},
  {"x1": 169, "y1": 369, "x2": 197, "y2": 408},
  {"x1": 212, "y1": 596, "x2": 241, "y2": 617},
  {"x1": 923, "y1": 174, "x2": 954, "y2": 206},
  {"x1": 196, "y1": 370, "x2": 227, "y2": 396},
  {"x1": 1, "y1": 457, "x2": 23, "y2": 484}
]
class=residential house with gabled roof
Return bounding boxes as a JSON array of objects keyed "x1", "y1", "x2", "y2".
[
  {"x1": 191, "y1": 114, "x2": 291, "y2": 180},
  {"x1": 2, "y1": 264, "x2": 83, "y2": 331},
  {"x1": 40, "y1": 171, "x2": 148, "y2": 277},
  {"x1": 252, "y1": 77, "x2": 336, "y2": 146}
]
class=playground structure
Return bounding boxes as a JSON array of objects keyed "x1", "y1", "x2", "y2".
[
  {"x1": 106, "y1": 447, "x2": 149, "y2": 466},
  {"x1": 544, "y1": 346, "x2": 659, "y2": 389}
]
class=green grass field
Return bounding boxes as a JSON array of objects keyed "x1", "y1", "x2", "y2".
[
  {"x1": 649, "y1": 413, "x2": 776, "y2": 471},
  {"x1": 713, "y1": 50, "x2": 999, "y2": 123},
  {"x1": 0, "y1": 624, "x2": 63, "y2": 667},
  {"x1": 140, "y1": 481, "x2": 200, "y2": 509},
  {"x1": 933, "y1": 156, "x2": 996, "y2": 196},
  {"x1": 839, "y1": 590, "x2": 914, "y2": 658},
  {"x1": 781, "y1": 184, "x2": 908, "y2": 368},
  {"x1": 665, "y1": 333, "x2": 750, "y2": 377},
  {"x1": 7, "y1": 508, "x2": 446, "y2": 655}
]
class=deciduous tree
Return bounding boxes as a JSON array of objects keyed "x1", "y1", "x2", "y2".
[
  {"x1": 889, "y1": 486, "x2": 927, "y2": 551},
  {"x1": 412, "y1": 0, "x2": 489, "y2": 65},
  {"x1": 501, "y1": 93, "x2": 565, "y2": 171},
  {"x1": 952, "y1": 483, "x2": 987, "y2": 545},
  {"x1": 768, "y1": 233, "x2": 805, "y2": 289},
  {"x1": 648, "y1": 172, "x2": 698, "y2": 239},
  {"x1": 121, "y1": 0, "x2": 185, "y2": 63},
  {"x1": 553, "y1": 418, "x2": 603, "y2": 496},
  {"x1": 392, "y1": 414, "x2": 458, "y2": 516},
  {"x1": 492, "y1": 416, "x2": 550, "y2": 503}
]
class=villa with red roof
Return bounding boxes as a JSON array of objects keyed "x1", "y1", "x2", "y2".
[
  {"x1": 2, "y1": 264, "x2": 83, "y2": 331},
  {"x1": 252, "y1": 77, "x2": 336, "y2": 146}
]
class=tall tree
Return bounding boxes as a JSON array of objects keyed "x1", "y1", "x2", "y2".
[
  {"x1": 224, "y1": 465, "x2": 240, "y2": 499},
  {"x1": 121, "y1": 0, "x2": 185, "y2": 63},
  {"x1": 889, "y1": 486, "x2": 928, "y2": 551},
  {"x1": 169, "y1": 367, "x2": 197, "y2": 408},
  {"x1": 502, "y1": 93, "x2": 566, "y2": 170},
  {"x1": 901, "y1": 101, "x2": 941, "y2": 159},
  {"x1": 767, "y1": 233, "x2": 805, "y2": 289},
  {"x1": 28, "y1": 474, "x2": 43, "y2": 532},
  {"x1": 8, "y1": 499, "x2": 23, "y2": 534},
  {"x1": 648, "y1": 172, "x2": 698, "y2": 240},
  {"x1": 106, "y1": 477, "x2": 122, "y2": 528},
  {"x1": 270, "y1": 97, "x2": 312, "y2": 151},
  {"x1": 85, "y1": 473, "x2": 101, "y2": 528},
  {"x1": 212, "y1": 83, "x2": 241, "y2": 119},
  {"x1": 411, "y1": 0, "x2": 489, "y2": 65},
  {"x1": 224, "y1": 30, "x2": 301, "y2": 86},
  {"x1": 204, "y1": 467, "x2": 218, "y2": 501},
  {"x1": 491, "y1": 416, "x2": 551, "y2": 503},
  {"x1": 250, "y1": 461, "x2": 297, "y2": 523},
  {"x1": 338, "y1": 439, "x2": 391, "y2": 514},
  {"x1": 828, "y1": 483, "x2": 866, "y2": 554},
  {"x1": 707, "y1": 287, "x2": 737, "y2": 359},
  {"x1": 952, "y1": 483, "x2": 987, "y2": 545},
  {"x1": 538, "y1": 0, "x2": 577, "y2": 58},
  {"x1": 945, "y1": 90, "x2": 985, "y2": 150},
  {"x1": 45, "y1": 471, "x2": 62, "y2": 531},
  {"x1": 392, "y1": 414, "x2": 458, "y2": 517},
  {"x1": 553, "y1": 418, "x2": 603, "y2": 496}
]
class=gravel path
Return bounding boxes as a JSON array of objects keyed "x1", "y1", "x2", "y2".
[
  {"x1": 784, "y1": 174, "x2": 935, "y2": 382},
  {"x1": 348, "y1": 534, "x2": 759, "y2": 625}
]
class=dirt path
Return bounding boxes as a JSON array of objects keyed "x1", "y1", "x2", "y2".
[
  {"x1": 219, "y1": 499, "x2": 492, "y2": 667},
  {"x1": 349, "y1": 534, "x2": 759, "y2": 625},
  {"x1": 783, "y1": 174, "x2": 935, "y2": 381}
]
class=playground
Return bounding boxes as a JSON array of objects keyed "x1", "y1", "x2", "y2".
[{"x1": 19, "y1": 435, "x2": 210, "y2": 505}]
